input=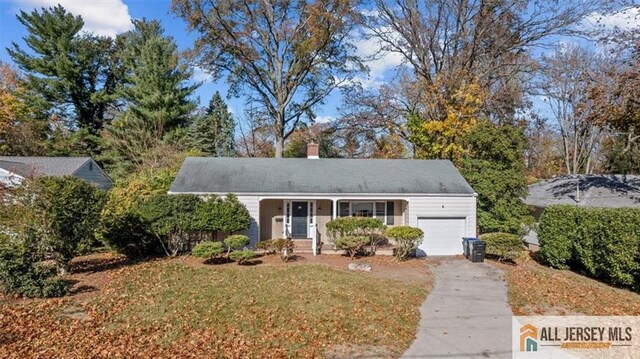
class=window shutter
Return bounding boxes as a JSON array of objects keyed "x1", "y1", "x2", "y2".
[{"x1": 339, "y1": 202, "x2": 350, "y2": 217}]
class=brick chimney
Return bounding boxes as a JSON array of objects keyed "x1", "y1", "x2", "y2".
[{"x1": 307, "y1": 142, "x2": 319, "y2": 159}]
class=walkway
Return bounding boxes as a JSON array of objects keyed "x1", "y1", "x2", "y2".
[{"x1": 403, "y1": 259, "x2": 513, "y2": 358}]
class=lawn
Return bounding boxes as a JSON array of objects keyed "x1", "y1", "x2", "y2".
[
  {"x1": 0, "y1": 253, "x2": 429, "y2": 358},
  {"x1": 491, "y1": 253, "x2": 640, "y2": 316}
]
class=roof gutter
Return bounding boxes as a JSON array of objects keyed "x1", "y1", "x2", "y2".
[{"x1": 167, "y1": 191, "x2": 477, "y2": 197}]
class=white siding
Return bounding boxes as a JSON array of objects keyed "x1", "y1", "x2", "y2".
[
  {"x1": 0, "y1": 168, "x2": 23, "y2": 187},
  {"x1": 237, "y1": 195, "x2": 260, "y2": 246},
  {"x1": 235, "y1": 195, "x2": 476, "y2": 251},
  {"x1": 406, "y1": 196, "x2": 476, "y2": 255}
]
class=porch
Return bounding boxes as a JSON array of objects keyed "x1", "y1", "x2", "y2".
[{"x1": 258, "y1": 198, "x2": 407, "y2": 255}]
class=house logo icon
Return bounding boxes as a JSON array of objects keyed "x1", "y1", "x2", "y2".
[{"x1": 520, "y1": 324, "x2": 538, "y2": 352}]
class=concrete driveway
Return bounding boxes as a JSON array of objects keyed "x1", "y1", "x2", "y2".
[{"x1": 403, "y1": 259, "x2": 513, "y2": 358}]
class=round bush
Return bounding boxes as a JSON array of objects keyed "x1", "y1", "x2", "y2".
[
  {"x1": 385, "y1": 226, "x2": 424, "y2": 261},
  {"x1": 480, "y1": 232, "x2": 522, "y2": 262},
  {"x1": 224, "y1": 234, "x2": 250, "y2": 251},
  {"x1": 229, "y1": 249, "x2": 257, "y2": 264},
  {"x1": 192, "y1": 241, "x2": 225, "y2": 258}
]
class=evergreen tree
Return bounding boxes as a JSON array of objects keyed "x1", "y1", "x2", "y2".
[
  {"x1": 186, "y1": 92, "x2": 235, "y2": 156},
  {"x1": 118, "y1": 19, "x2": 198, "y2": 131},
  {"x1": 461, "y1": 121, "x2": 532, "y2": 234},
  {"x1": 7, "y1": 5, "x2": 120, "y2": 135},
  {"x1": 102, "y1": 19, "x2": 198, "y2": 177}
]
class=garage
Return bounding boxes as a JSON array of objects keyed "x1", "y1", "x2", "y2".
[{"x1": 416, "y1": 218, "x2": 466, "y2": 256}]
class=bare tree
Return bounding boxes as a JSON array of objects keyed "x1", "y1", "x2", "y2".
[
  {"x1": 236, "y1": 109, "x2": 275, "y2": 158},
  {"x1": 524, "y1": 113, "x2": 565, "y2": 179},
  {"x1": 366, "y1": 0, "x2": 615, "y2": 123},
  {"x1": 587, "y1": 29, "x2": 640, "y2": 173},
  {"x1": 172, "y1": 0, "x2": 365, "y2": 157},
  {"x1": 538, "y1": 44, "x2": 607, "y2": 174}
]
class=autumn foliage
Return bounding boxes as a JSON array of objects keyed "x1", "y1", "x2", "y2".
[{"x1": 0, "y1": 257, "x2": 427, "y2": 358}]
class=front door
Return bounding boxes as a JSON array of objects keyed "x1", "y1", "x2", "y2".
[{"x1": 291, "y1": 201, "x2": 308, "y2": 238}]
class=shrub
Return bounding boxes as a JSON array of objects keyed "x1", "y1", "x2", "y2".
[
  {"x1": 335, "y1": 236, "x2": 370, "y2": 259},
  {"x1": 138, "y1": 194, "x2": 202, "y2": 257},
  {"x1": 97, "y1": 168, "x2": 175, "y2": 258},
  {"x1": 539, "y1": 205, "x2": 640, "y2": 291},
  {"x1": 224, "y1": 234, "x2": 250, "y2": 255},
  {"x1": 481, "y1": 232, "x2": 522, "y2": 262},
  {"x1": 97, "y1": 212, "x2": 159, "y2": 258},
  {"x1": 256, "y1": 239, "x2": 274, "y2": 254},
  {"x1": 195, "y1": 194, "x2": 251, "y2": 238},
  {"x1": 538, "y1": 205, "x2": 581, "y2": 269},
  {"x1": 216, "y1": 194, "x2": 251, "y2": 233},
  {"x1": 385, "y1": 226, "x2": 424, "y2": 261},
  {"x1": 326, "y1": 217, "x2": 385, "y2": 254},
  {"x1": 229, "y1": 249, "x2": 257, "y2": 264},
  {"x1": 0, "y1": 243, "x2": 69, "y2": 298},
  {"x1": 271, "y1": 238, "x2": 295, "y2": 262},
  {"x1": 98, "y1": 174, "x2": 251, "y2": 258},
  {"x1": 192, "y1": 241, "x2": 225, "y2": 259},
  {"x1": 41, "y1": 277, "x2": 71, "y2": 298},
  {"x1": 11, "y1": 176, "x2": 104, "y2": 275}
]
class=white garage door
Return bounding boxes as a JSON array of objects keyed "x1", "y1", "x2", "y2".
[{"x1": 416, "y1": 218, "x2": 466, "y2": 256}]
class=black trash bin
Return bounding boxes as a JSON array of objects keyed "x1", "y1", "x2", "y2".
[
  {"x1": 462, "y1": 237, "x2": 477, "y2": 259},
  {"x1": 471, "y1": 240, "x2": 486, "y2": 263}
]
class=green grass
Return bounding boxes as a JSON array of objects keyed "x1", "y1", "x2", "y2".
[{"x1": 88, "y1": 260, "x2": 427, "y2": 357}]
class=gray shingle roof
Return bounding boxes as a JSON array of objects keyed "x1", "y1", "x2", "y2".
[
  {"x1": 170, "y1": 157, "x2": 475, "y2": 195},
  {"x1": 0, "y1": 156, "x2": 90, "y2": 177},
  {"x1": 525, "y1": 174, "x2": 640, "y2": 208}
]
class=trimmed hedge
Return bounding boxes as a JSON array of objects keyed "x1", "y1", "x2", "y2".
[
  {"x1": 326, "y1": 217, "x2": 385, "y2": 254},
  {"x1": 538, "y1": 205, "x2": 640, "y2": 291},
  {"x1": 326, "y1": 217, "x2": 385, "y2": 238},
  {"x1": 481, "y1": 232, "x2": 522, "y2": 262}
]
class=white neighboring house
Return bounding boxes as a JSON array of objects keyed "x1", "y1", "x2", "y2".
[
  {"x1": 0, "y1": 157, "x2": 113, "y2": 190},
  {"x1": 169, "y1": 144, "x2": 478, "y2": 256}
]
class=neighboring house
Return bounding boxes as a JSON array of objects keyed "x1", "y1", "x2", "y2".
[
  {"x1": 169, "y1": 144, "x2": 477, "y2": 256},
  {"x1": 0, "y1": 156, "x2": 113, "y2": 190},
  {"x1": 523, "y1": 174, "x2": 640, "y2": 249}
]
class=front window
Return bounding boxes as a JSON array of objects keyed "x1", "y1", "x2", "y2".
[
  {"x1": 337, "y1": 201, "x2": 395, "y2": 225},
  {"x1": 352, "y1": 202, "x2": 374, "y2": 217}
]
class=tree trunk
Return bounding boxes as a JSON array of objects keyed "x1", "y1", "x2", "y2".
[
  {"x1": 274, "y1": 110, "x2": 285, "y2": 158},
  {"x1": 275, "y1": 136, "x2": 284, "y2": 158}
]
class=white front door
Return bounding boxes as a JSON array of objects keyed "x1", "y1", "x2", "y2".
[{"x1": 416, "y1": 218, "x2": 466, "y2": 256}]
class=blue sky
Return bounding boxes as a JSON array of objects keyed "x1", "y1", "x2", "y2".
[
  {"x1": 0, "y1": 0, "x2": 377, "y2": 123},
  {"x1": 0, "y1": 0, "x2": 248, "y2": 117},
  {"x1": 0, "y1": 0, "x2": 638, "y2": 127}
]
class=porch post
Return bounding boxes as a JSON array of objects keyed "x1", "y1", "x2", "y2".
[{"x1": 332, "y1": 199, "x2": 337, "y2": 220}]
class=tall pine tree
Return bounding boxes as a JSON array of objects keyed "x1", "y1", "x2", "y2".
[
  {"x1": 186, "y1": 92, "x2": 235, "y2": 156},
  {"x1": 8, "y1": 5, "x2": 120, "y2": 136},
  {"x1": 102, "y1": 19, "x2": 198, "y2": 177}
]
